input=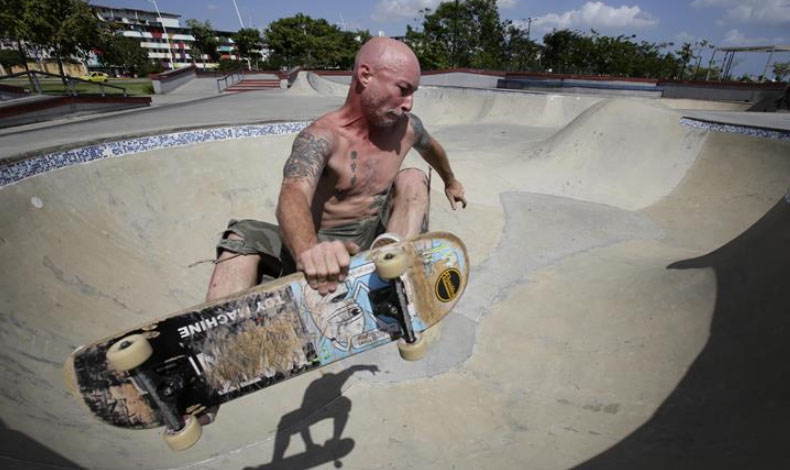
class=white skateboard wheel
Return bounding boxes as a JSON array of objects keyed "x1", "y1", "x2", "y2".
[
  {"x1": 397, "y1": 334, "x2": 428, "y2": 361},
  {"x1": 163, "y1": 414, "x2": 202, "y2": 451},
  {"x1": 106, "y1": 334, "x2": 153, "y2": 371},
  {"x1": 375, "y1": 249, "x2": 408, "y2": 280},
  {"x1": 371, "y1": 232, "x2": 403, "y2": 249}
]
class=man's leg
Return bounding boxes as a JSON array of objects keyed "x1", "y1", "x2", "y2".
[
  {"x1": 385, "y1": 168, "x2": 430, "y2": 239},
  {"x1": 206, "y1": 219, "x2": 284, "y2": 301},
  {"x1": 206, "y1": 232, "x2": 261, "y2": 301}
]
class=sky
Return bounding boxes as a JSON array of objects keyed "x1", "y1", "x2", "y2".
[{"x1": 93, "y1": 0, "x2": 790, "y2": 78}]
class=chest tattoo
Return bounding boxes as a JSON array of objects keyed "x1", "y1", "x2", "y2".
[{"x1": 350, "y1": 150, "x2": 358, "y2": 187}]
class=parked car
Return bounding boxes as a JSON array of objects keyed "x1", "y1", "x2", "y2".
[{"x1": 80, "y1": 72, "x2": 109, "y2": 83}]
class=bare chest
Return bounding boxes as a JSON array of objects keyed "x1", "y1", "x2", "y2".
[{"x1": 324, "y1": 143, "x2": 407, "y2": 197}]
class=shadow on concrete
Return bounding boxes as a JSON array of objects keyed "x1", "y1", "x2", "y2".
[
  {"x1": 244, "y1": 364, "x2": 379, "y2": 470},
  {"x1": 573, "y1": 195, "x2": 790, "y2": 470},
  {"x1": 0, "y1": 417, "x2": 83, "y2": 470}
]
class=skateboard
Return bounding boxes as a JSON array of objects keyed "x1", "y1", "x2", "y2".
[{"x1": 64, "y1": 232, "x2": 468, "y2": 451}]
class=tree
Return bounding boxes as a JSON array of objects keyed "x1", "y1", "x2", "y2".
[
  {"x1": 677, "y1": 42, "x2": 694, "y2": 80},
  {"x1": 186, "y1": 19, "x2": 219, "y2": 64},
  {"x1": 503, "y1": 22, "x2": 540, "y2": 71},
  {"x1": 405, "y1": 0, "x2": 507, "y2": 69},
  {"x1": 773, "y1": 62, "x2": 790, "y2": 82},
  {"x1": 541, "y1": 29, "x2": 595, "y2": 74},
  {"x1": 693, "y1": 39, "x2": 714, "y2": 78},
  {"x1": 24, "y1": 0, "x2": 100, "y2": 85},
  {"x1": 0, "y1": 0, "x2": 35, "y2": 85},
  {"x1": 265, "y1": 14, "x2": 370, "y2": 69},
  {"x1": 97, "y1": 29, "x2": 149, "y2": 76},
  {"x1": 233, "y1": 27, "x2": 262, "y2": 68},
  {"x1": 690, "y1": 66, "x2": 720, "y2": 81},
  {"x1": 540, "y1": 29, "x2": 682, "y2": 78}
]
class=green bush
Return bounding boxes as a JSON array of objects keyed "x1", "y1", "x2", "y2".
[
  {"x1": 218, "y1": 59, "x2": 243, "y2": 73},
  {"x1": 148, "y1": 62, "x2": 166, "y2": 75},
  {"x1": 0, "y1": 49, "x2": 24, "y2": 69}
]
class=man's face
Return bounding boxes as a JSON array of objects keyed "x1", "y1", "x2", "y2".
[{"x1": 361, "y1": 64, "x2": 420, "y2": 129}]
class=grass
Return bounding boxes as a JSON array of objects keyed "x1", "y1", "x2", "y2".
[{"x1": 1, "y1": 77, "x2": 154, "y2": 96}]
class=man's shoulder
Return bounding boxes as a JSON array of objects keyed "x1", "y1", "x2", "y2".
[
  {"x1": 407, "y1": 112, "x2": 424, "y2": 124},
  {"x1": 407, "y1": 113, "x2": 431, "y2": 148},
  {"x1": 302, "y1": 111, "x2": 344, "y2": 139}
]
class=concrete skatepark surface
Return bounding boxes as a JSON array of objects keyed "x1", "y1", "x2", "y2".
[{"x1": 1, "y1": 72, "x2": 789, "y2": 469}]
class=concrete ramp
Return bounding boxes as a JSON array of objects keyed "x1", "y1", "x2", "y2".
[
  {"x1": 288, "y1": 71, "x2": 349, "y2": 98},
  {"x1": 517, "y1": 98, "x2": 708, "y2": 209}
]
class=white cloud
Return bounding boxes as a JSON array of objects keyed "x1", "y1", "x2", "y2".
[
  {"x1": 721, "y1": 28, "x2": 787, "y2": 46},
  {"x1": 674, "y1": 31, "x2": 698, "y2": 44},
  {"x1": 691, "y1": 0, "x2": 790, "y2": 26},
  {"x1": 530, "y1": 2, "x2": 659, "y2": 33},
  {"x1": 371, "y1": 0, "x2": 519, "y2": 23},
  {"x1": 372, "y1": 0, "x2": 438, "y2": 23},
  {"x1": 722, "y1": 29, "x2": 750, "y2": 45}
]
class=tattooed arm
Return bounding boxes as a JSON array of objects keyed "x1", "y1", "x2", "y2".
[
  {"x1": 276, "y1": 126, "x2": 358, "y2": 295},
  {"x1": 277, "y1": 127, "x2": 331, "y2": 257},
  {"x1": 410, "y1": 113, "x2": 467, "y2": 210}
]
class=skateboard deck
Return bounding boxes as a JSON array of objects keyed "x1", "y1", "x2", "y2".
[{"x1": 64, "y1": 232, "x2": 468, "y2": 448}]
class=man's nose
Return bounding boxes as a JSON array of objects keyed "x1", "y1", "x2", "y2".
[{"x1": 401, "y1": 95, "x2": 413, "y2": 112}]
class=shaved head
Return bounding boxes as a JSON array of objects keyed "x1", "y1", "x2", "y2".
[
  {"x1": 346, "y1": 37, "x2": 421, "y2": 130},
  {"x1": 354, "y1": 37, "x2": 420, "y2": 75}
]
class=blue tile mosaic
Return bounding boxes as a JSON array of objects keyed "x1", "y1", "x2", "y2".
[
  {"x1": 680, "y1": 118, "x2": 790, "y2": 142},
  {"x1": 0, "y1": 121, "x2": 311, "y2": 188}
]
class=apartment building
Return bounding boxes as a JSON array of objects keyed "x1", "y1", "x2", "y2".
[{"x1": 92, "y1": 4, "x2": 245, "y2": 69}]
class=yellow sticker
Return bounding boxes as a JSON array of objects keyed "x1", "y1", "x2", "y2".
[{"x1": 435, "y1": 268, "x2": 462, "y2": 302}]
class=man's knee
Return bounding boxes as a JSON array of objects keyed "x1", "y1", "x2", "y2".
[
  {"x1": 393, "y1": 168, "x2": 429, "y2": 198},
  {"x1": 216, "y1": 232, "x2": 255, "y2": 260},
  {"x1": 225, "y1": 232, "x2": 243, "y2": 242}
]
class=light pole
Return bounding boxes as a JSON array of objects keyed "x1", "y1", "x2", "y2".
[
  {"x1": 231, "y1": 0, "x2": 252, "y2": 70},
  {"x1": 148, "y1": 0, "x2": 175, "y2": 69},
  {"x1": 232, "y1": 0, "x2": 244, "y2": 29},
  {"x1": 523, "y1": 17, "x2": 534, "y2": 39}
]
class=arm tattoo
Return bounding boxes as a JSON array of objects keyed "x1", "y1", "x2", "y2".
[
  {"x1": 410, "y1": 113, "x2": 432, "y2": 152},
  {"x1": 283, "y1": 130, "x2": 331, "y2": 181}
]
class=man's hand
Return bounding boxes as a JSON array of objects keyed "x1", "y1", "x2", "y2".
[
  {"x1": 297, "y1": 240, "x2": 360, "y2": 295},
  {"x1": 445, "y1": 179, "x2": 467, "y2": 210}
]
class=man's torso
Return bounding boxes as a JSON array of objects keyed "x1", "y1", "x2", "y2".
[{"x1": 311, "y1": 111, "x2": 417, "y2": 230}]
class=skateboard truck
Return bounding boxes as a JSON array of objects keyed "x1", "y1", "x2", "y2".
[
  {"x1": 106, "y1": 335, "x2": 203, "y2": 451},
  {"x1": 394, "y1": 278, "x2": 417, "y2": 344},
  {"x1": 373, "y1": 247, "x2": 427, "y2": 360},
  {"x1": 133, "y1": 367, "x2": 183, "y2": 431}
]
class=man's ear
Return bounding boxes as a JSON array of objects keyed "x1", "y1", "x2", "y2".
[{"x1": 357, "y1": 64, "x2": 372, "y2": 87}]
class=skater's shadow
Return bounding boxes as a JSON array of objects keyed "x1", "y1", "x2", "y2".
[
  {"x1": 246, "y1": 364, "x2": 379, "y2": 470},
  {"x1": 0, "y1": 417, "x2": 84, "y2": 469},
  {"x1": 574, "y1": 195, "x2": 790, "y2": 469}
]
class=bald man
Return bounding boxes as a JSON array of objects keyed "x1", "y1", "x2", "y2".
[{"x1": 207, "y1": 37, "x2": 466, "y2": 299}]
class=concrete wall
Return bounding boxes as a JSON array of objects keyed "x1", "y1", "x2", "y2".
[
  {"x1": 317, "y1": 71, "x2": 502, "y2": 89},
  {"x1": 0, "y1": 84, "x2": 29, "y2": 101},
  {"x1": 151, "y1": 66, "x2": 197, "y2": 94},
  {"x1": 318, "y1": 74, "x2": 351, "y2": 85},
  {"x1": 421, "y1": 72, "x2": 501, "y2": 88},
  {"x1": 660, "y1": 82, "x2": 783, "y2": 102},
  {"x1": 498, "y1": 78, "x2": 663, "y2": 98},
  {"x1": 0, "y1": 96, "x2": 150, "y2": 128},
  {"x1": 10, "y1": 62, "x2": 86, "y2": 76}
]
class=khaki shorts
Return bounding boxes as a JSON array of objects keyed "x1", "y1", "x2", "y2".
[{"x1": 216, "y1": 191, "x2": 392, "y2": 276}]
